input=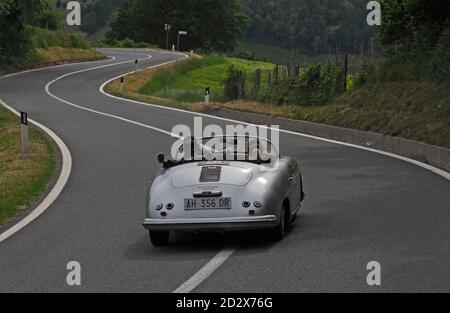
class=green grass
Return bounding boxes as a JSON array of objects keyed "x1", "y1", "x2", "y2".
[
  {"x1": 26, "y1": 26, "x2": 90, "y2": 50},
  {"x1": 139, "y1": 55, "x2": 274, "y2": 102},
  {"x1": 0, "y1": 106, "x2": 57, "y2": 225}
]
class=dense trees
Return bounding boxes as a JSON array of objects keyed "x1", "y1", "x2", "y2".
[
  {"x1": 379, "y1": 1, "x2": 450, "y2": 51},
  {"x1": 377, "y1": 0, "x2": 450, "y2": 81},
  {"x1": 108, "y1": 0, "x2": 250, "y2": 52},
  {"x1": 79, "y1": 0, "x2": 126, "y2": 35},
  {"x1": 241, "y1": 0, "x2": 376, "y2": 54},
  {"x1": 1, "y1": 0, "x2": 59, "y2": 66}
]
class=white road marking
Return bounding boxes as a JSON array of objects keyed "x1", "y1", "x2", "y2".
[
  {"x1": 173, "y1": 247, "x2": 236, "y2": 293},
  {"x1": 0, "y1": 56, "x2": 116, "y2": 81},
  {"x1": 0, "y1": 99, "x2": 72, "y2": 242}
]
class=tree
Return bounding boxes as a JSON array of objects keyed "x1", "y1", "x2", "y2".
[
  {"x1": 0, "y1": 0, "x2": 58, "y2": 66},
  {"x1": 108, "y1": 0, "x2": 250, "y2": 52},
  {"x1": 241, "y1": 0, "x2": 375, "y2": 54},
  {"x1": 378, "y1": 0, "x2": 450, "y2": 51}
]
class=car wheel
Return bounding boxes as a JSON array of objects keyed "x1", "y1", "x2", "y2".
[
  {"x1": 149, "y1": 231, "x2": 170, "y2": 246},
  {"x1": 271, "y1": 207, "x2": 287, "y2": 241}
]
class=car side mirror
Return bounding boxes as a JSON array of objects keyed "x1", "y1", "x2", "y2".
[{"x1": 157, "y1": 153, "x2": 165, "y2": 164}]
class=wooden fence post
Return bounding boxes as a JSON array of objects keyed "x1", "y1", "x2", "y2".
[
  {"x1": 343, "y1": 54, "x2": 348, "y2": 91},
  {"x1": 254, "y1": 68, "x2": 261, "y2": 92}
]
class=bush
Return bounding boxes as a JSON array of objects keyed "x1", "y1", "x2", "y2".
[
  {"x1": 93, "y1": 37, "x2": 156, "y2": 49},
  {"x1": 26, "y1": 26, "x2": 90, "y2": 50},
  {"x1": 251, "y1": 63, "x2": 345, "y2": 106}
]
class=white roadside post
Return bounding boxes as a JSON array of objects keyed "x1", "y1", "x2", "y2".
[
  {"x1": 135, "y1": 59, "x2": 138, "y2": 72},
  {"x1": 20, "y1": 112, "x2": 29, "y2": 155},
  {"x1": 177, "y1": 31, "x2": 188, "y2": 51},
  {"x1": 205, "y1": 87, "x2": 210, "y2": 105},
  {"x1": 172, "y1": 44, "x2": 175, "y2": 52},
  {"x1": 120, "y1": 77, "x2": 124, "y2": 93}
]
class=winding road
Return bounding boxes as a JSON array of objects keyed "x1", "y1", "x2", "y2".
[{"x1": 0, "y1": 49, "x2": 449, "y2": 292}]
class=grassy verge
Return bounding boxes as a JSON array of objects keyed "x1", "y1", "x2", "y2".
[
  {"x1": 105, "y1": 56, "x2": 450, "y2": 149},
  {"x1": 35, "y1": 47, "x2": 104, "y2": 63},
  {"x1": 1, "y1": 27, "x2": 105, "y2": 73},
  {"x1": 0, "y1": 106, "x2": 57, "y2": 226}
]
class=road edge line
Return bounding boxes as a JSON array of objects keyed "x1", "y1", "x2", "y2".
[
  {"x1": 0, "y1": 56, "x2": 116, "y2": 81},
  {"x1": 0, "y1": 99, "x2": 73, "y2": 243}
]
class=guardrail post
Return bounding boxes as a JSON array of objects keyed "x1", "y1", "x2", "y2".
[
  {"x1": 120, "y1": 77, "x2": 124, "y2": 93},
  {"x1": 205, "y1": 87, "x2": 210, "y2": 105},
  {"x1": 20, "y1": 112, "x2": 29, "y2": 155}
]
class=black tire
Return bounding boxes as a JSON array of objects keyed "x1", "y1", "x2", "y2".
[
  {"x1": 271, "y1": 207, "x2": 287, "y2": 241},
  {"x1": 149, "y1": 231, "x2": 170, "y2": 246}
]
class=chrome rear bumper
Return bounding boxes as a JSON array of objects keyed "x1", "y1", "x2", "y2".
[{"x1": 143, "y1": 215, "x2": 278, "y2": 231}]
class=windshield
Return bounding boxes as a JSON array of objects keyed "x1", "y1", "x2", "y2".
[{"x1": 174, "y1": 136, "x2": 278, "y2": 164}]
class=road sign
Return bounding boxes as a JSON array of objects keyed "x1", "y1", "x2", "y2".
[{"x1": 177, "y1": 31, "x2": 188, "y2": 51}]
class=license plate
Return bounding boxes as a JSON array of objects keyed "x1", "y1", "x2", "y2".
[{"x1": 184, "y1": 197, "x2": 232, "y2": 210}]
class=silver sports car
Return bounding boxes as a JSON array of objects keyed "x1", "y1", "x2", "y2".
[{"x1": 143, "y1": 136, "x2": 305, "y2": 246}]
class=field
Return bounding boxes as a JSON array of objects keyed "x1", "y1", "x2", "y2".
[
  {"x1": 139, "y1": 55, "x2": 274, "y2": 102},
  {"x1": 0, "y1": 106, "x2": 57, "y2": 226}
]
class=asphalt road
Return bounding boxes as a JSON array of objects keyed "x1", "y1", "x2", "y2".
[{"x1": 0, "y1": 49, "x2": 449, "y2": 292}]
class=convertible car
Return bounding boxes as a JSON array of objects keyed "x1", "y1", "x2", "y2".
[{"x1": 143, "y1": 136, "x2": 305, "y2": 246}]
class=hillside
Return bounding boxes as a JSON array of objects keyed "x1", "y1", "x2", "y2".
[
  {"x1": 241, "y1": 0, "x2": 376, "y2": 54},
  {"x1": 53, "y1": 0, "x2": 125, "y2": 37}
]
